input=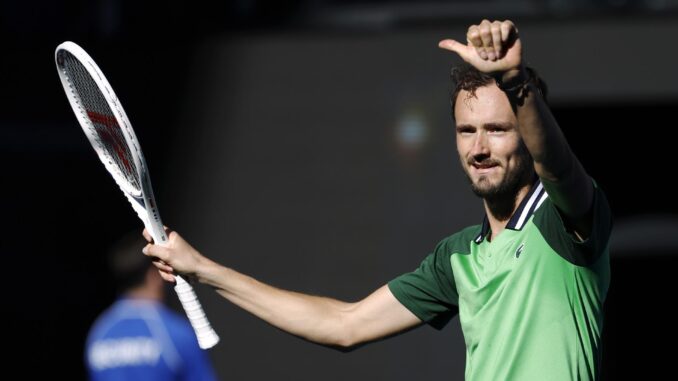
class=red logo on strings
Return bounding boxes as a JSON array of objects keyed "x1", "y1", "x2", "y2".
[{"x1": 87, "y1": 111, "x2": 133, "y2": 173}]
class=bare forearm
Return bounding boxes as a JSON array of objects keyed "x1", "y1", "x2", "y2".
[
  {"x1": 194, "y1": 259, "x2": 355, "y2": 347},
  {"x1": 504, "y1": 68, "x2": 594, "y2": 223},
  {"x1": 143, "y1": 231, "x2": 420, "y2": 348},
  {"x1": 504, "y1": 68, "x2": 574, "y2": 181}
]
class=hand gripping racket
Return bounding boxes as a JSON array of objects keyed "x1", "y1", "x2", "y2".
[{"x1": 55, "y1": 41, "x2": 219, "y2": 349}]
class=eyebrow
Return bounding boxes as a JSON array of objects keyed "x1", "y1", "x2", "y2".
[{"x1": 455, "y1": 122, "x2": 514, "y2": 131}]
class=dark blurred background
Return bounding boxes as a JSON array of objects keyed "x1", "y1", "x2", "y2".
[{"x1": 2, "y1": 0, "x2": 677, "y2": 379}]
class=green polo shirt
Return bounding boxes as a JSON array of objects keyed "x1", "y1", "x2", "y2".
[{"x1": 389, "y1": 180, "x2": 611, "y2": 381}]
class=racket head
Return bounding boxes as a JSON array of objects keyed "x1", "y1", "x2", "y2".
[
  {"x1": 55, "y1": 41, "x2": 146, "y2": 198},
  {"x1": 55, "y1": 41, "x2": 167, "y2": 244}
]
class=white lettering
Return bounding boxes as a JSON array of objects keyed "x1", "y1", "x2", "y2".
[{"x1": 88, "y1": 337, "x2": 161, "y2": 370}]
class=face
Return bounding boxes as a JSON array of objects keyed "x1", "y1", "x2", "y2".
[{"x1": 454, "y1": 84, "x2": 533, "y2": 200}]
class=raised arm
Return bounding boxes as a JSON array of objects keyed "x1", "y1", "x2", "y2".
[
  {"x1": 143, "y1": 230, "x2": 421, "y2": 349},
  {"x1": 439, "y1": 19, "x2": 595, "y2": 238}
]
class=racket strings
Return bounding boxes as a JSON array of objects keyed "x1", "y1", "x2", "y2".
[{"x1": 59, "y1": 51, "x2": 141, "y2": 192}]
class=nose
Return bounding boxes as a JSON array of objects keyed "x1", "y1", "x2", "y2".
[{"x1": 470, "y1": 131, "x2": 490, "y2": 160}]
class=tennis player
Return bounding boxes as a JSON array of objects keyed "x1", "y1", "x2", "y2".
[{"x1": 144, "y1": 19, "x2": 611, "y2": 380}]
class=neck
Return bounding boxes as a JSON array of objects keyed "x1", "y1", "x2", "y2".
[
  {"x1": 125, "y1": 286, "x2": 162, "y2": 301},
  {"x1": 483, "y1": 182, "x2": 533, "y2": 241}
]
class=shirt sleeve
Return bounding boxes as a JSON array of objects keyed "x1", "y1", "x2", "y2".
[
  {"x1": 534, "y1": 178, "x2": 613, "y2": 266},
  {"x1": 388, "y1": 239, "x2": 459, "y2": 330},
  {"x1": 172, "y1": 319, "x2": 219, "y2": 381}
]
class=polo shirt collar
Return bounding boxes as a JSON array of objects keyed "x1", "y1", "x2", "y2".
[{"x1": 473, "y1": 180, "x2": 548, "y2": 244}]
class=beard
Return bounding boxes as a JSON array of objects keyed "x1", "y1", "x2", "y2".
[{"x1": 461, "y1": 144, "x2": 535, "y2": 220}]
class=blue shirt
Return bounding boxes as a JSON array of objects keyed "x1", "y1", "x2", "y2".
[{"x1": 85, "y1": 298, "x2": 217, "y2": 381}]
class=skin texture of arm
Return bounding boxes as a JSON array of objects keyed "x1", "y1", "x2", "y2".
[
  {"x1": 143, "y1": 230, "x2": 422, "y2": 349},
  {"x1": 439, "y1": 19, "x2": 595, "y2": 238}
]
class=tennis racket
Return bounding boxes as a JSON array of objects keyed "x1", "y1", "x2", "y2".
[{"x1": 55, "y1": 41, "x2": 219, "y2": 349}]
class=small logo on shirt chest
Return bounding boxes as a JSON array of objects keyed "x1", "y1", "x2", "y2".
[{"x1": 515, "y1": 243, "x2": 525, "y2": 258}]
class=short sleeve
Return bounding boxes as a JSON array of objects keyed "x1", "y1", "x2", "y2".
[
  {"x1": 388, "y1": 240, "x2": 459, "y2": 330},
  {"x1": 169, "y1": 316, "x2": 218, "y2": 381},
  {"x1": 533, "y1": 179, "x2": 613, "y2": 266}
]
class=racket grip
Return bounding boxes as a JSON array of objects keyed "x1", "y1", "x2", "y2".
[{"x1": 174, "y1": 275, "x2": 220, "y2": 349}]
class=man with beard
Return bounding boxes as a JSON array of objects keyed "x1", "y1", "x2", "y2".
[{"x1": 143, "y1": 19, "x2": 611, "y2": 381}]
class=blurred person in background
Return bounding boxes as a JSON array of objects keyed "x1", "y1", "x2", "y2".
[{"x1": 86, "y1": 231, "x2": 217, "y2": 381}]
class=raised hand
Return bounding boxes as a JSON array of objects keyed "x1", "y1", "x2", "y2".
[{"x1": 439, "y1": 19, "x2": 522, "y2": 75}]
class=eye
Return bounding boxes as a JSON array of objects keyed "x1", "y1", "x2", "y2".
[
  {"x1": 456, "y1": 126, "x2": 475, "y2": 135},
  {"x1": 487, "y1": 126, "x2": 507, "y2": 134}
]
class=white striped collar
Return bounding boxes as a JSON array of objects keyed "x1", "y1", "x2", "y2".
[{"x1": 473, "y1": 180, "x2": 549, "y2": 244}]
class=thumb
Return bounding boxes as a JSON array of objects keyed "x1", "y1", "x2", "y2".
[
  {"x1": 438, "y1": 39, "x2": 471, "y2": 60},
  {"x1": 143, "y1": 243, "x2": 171, "y2": 262}
]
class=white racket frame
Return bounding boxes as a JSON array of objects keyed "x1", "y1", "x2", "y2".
[{"x1": 55, "y1": 41, "x2": 219, "y2": 349}]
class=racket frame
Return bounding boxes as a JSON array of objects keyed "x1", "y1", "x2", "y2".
[{"x1": 55, "y1": 41, "x2": 219, "y2": 349}]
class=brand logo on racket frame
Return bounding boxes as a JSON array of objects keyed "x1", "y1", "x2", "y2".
[{"x1": 87, "y1": 110, "x2": 134, "y2": 173}]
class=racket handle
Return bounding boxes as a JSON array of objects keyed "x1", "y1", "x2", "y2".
[{"x1": 174, "y1": 275, "x2": 220, "y2": 349}]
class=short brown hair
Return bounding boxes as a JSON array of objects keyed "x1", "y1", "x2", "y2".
[
  {"x1": 107, "y1": 231, "x2": 153, "y2": 293},
  {"x1": 450, "y1": 64, "x2": 548, "y2": 116}
]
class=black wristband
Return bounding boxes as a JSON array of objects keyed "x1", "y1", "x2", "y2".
[
  {"x1": 495, "y1": 68, "x2": 534, "y2": 105},
  {"x1": 495, "y1": 68, "x2": 532, "y2": 93}
]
